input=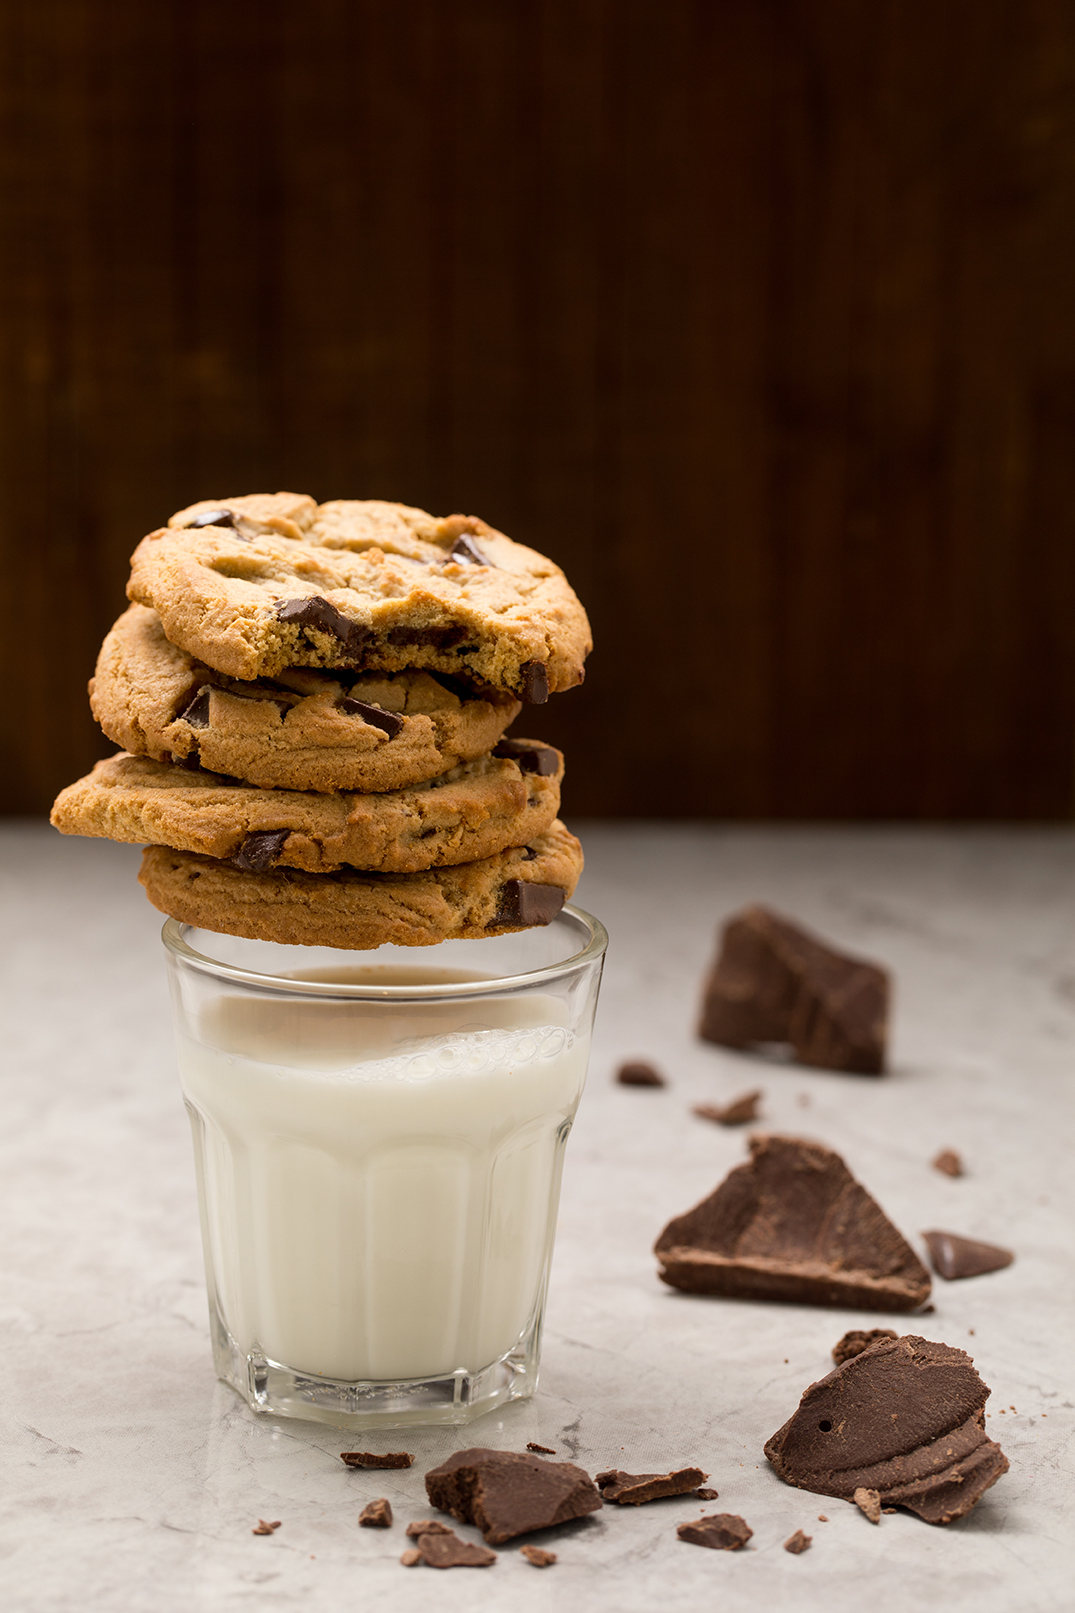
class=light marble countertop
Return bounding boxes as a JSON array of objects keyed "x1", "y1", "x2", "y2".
[{"x1": 2, "y1": 821, "x2": 1073, "y2": 1612}]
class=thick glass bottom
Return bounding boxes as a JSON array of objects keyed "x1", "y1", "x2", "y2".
[{"x1": 208, "y1": 1291, "x2": 542, "y2": 1429}]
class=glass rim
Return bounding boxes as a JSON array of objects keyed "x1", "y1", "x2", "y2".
[{"x1": 161, "y1": 905, "x2": 608, "y2": 1000}]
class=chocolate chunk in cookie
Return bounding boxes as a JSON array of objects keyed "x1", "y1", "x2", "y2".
[
  {"x1": 492, "y1": 738, "x2": 559, "y2": 775},
  {"x1": 277, "y1": 595, "x2": 371, "y2": 657},
  {"x1": 493, "y1": 879, "x2": 565, "y2": 928}
]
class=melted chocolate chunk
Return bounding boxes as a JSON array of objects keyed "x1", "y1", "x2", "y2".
[
  {"x1": 448, "y1": 533, "x2": 491, "y2": 566},
  {"x1": 386, "y1": 624, "x2": 471, "y2": 649},
  {"x1": 596, "y1": 1467, "x2": 708, "y2": 1505},
  {"x1": 277, "y1": 596, "x2": 370, "y2": 657},
  {"x1": 654, "y1": 1134, "x2": 932, "y2": 1310},
  {"x1": 492, "y1": 739, "x2": 559, "y2": 775},
  {"x1": 784, "y1": 1528, "x2": 812, "y2": 1553},
  {"x1": 519, "y1": 661, "x2": 549, "y2": 704},
  {"x1": 832, "y1": 1328, "x2": 898, "y2": 1366},
  {"x1": 359, "y1": 1499, "x2": 393, "y2": 1528},
  {"x1": 764, "y1": 1334, "x2": 1009, "y2": 1524},
  {"x1": 493, "y1": 880, "x2": 565, "y2": 929},
  {"x1": 338, "y1": 697, "x2": 405, "y2": 737},
  {"x1": 519, "y1": 1545, "x2": 557, "y2": 1566},
  {"x1": 178, "y1": 685, "x2": 213, "y2": 728},
  {"x1": 341, "y1": 1451, "x2": 414, "y2": 1469},
  {"x1": 692, "y1": 1090, "x2": 762, "y2": 1126},
  {"x1": 699, "y1": 905, "x2": 890, "y2": 1075},
  {"x1": 232, "y1": 829, "x2": 291, "y2": 872},
  {"x1": 424, "y1": 1447, "x2": 602, "y2": 1545},
  {"x1": 922, "y1": 1230, "x2": 1014, "y2": 1281},
  {"x1": 616, "y1": 1060, "x2": 666, "y2": 1087},
  {"x1": 677, "y1": 1513, "x2": 752, "y2": 1551}
]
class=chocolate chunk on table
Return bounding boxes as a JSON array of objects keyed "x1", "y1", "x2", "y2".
[
  {"x1": 699, "y1": 905, "x2": 890, "y2": 1074},
  {"x1": 677, "y1": 1513, "x2": 752, "y2": 1550},
  {"x1": 784, "y1": 1528, "x2": 812, "y2": 1553},
  {"x1": 341, "y1": 1450, "x2": 414, "y2": 1469},
  {"x1": 655, "y1": 1134, "x2": 931, "y2": 1310},
  {"x1": 231, "y1": 829, "x2": 291, "y2": 872},
  {"x1": 832, "y1": 1328, "x2": 898, "y2": 1366},
  {"x1": 923, "y1": 1230, "x2": 1014, "y2": 1280},
  {"x1": 359, "y1": 1499, "x2": 393, "y2": 1528},
  {"x1": 764, "y1": 1334, "x2": 1009, "y2": 1524},
  {"x1": 596, "y1": 1467, "x2": 708, "y2": 1504},
  {"x1": 692, "y1": 1089, "x2": 762, "y2": 1126},
  {"x1": 616, "y1": 1060, "x2": 666, "y2": 1087},
  {"x1": 251, "y1": 1519, "x2": 281, "y2": 1535},
  {"x1": 277, "y1": 596, "x2": 370, "y2": 657},
  {"x1": 932, "y1": 1148, "x2": 964, "y2": 1178},
  {"x1": 424, "y1": 1448, "x2": 602, "y2": 1545},
  {"x1": 695, "y1": 1487, "x2": 719, "y2": 1500},
  {"x1": 526, "y1": 1442, "x2": 556, "y2": 1454},
  {"x1": 405, "y1": 1524, "x2": 496, "y2": 1568},
  {"x1": 520, "y1": 1546, "x2": 557, "y2": 1566}
]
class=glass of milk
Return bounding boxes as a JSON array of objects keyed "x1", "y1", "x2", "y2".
[{"x1": 162, "y1": 907, "x2": 607, "y2": 1429}]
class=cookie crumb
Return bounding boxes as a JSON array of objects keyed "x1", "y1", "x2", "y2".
[
  {"x1": 616, "y1": 1060, "x2": 665, "y2": 1087},
  {"x1": 359, "y1": 1498, "x2": 392, "y2": 1528},
  {"x1": 252, "y1": 1519, "x2": 281, "y2": 1535},
  {"x1": 818, "y1": 1514, "x2": 828, "y2": 1522},
  {"x1": 784, "y1": 1529, "x2": 812, "y2": 1554},
  {"x1": 520, "y1": 1546, "x2": 557, "y2": 1566},
  {"x1": 854, "y1": 1487, "x2": 882, "y2": 1524},
  {"x1": 932, "y1": 1148, "x2": 964, "y2": 1177},
  {"x1": 405, "y1": 1520, "x2": 454, "y2": 1538}
]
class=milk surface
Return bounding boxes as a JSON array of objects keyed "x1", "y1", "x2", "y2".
[{"x1": 179, "y1": 967, "x2": 589, "y2": 1382}]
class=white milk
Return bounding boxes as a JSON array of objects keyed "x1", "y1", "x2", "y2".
[{"x1": 178, "y1": 968, "x2": 589, "y2": 1383}]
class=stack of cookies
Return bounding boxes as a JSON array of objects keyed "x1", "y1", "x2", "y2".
[{"x1": 51, "y1": 493, "x2": 591, "y2": 949}]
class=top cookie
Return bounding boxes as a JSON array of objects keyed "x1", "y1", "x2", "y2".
[{"x1": 126, "y1": 494, "x2": 591, "y2": 699}]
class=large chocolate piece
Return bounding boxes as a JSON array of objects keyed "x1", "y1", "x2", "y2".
[
  {"x1": 359, "y1": 1499, "x2": 393, "y2": 1528},
  {"x1": 654, "y1": 1134, "x2": 931, "y2": 1310},
  {"x1": 231, "y1": 829, "x2": 291, "y2": 872},
  {"x1": 784, "y1": 1528, "x2": 811, "y2": 1553},
  {"x1": 932, "y1": 1149, "x2": 964, "y2": 1178},
  {"x1": 519, "y1": 661, "x2": 549, "y2": 703},
  {"x1": 424, "y1": 1447, "x2": 602, "y2": 1545},
  {"x1": 493, "y1": 880, "x2": 565, "y2": 928},
  {"x1": 178, "y1": 685, "x2": 213, "y2": 728},
  {"x1": 676, "y1": 1513, "x2": 752, "y2": 1550},
  {"x1": 277, "y1": 596, "x2": 370, "y2": 657},
  {"x1": 699, "y1": 906, "x2": 889, "y2": 1074},
  {"x1": 832, "y1": 1328, "x2": 898, "y2": 1366},
  {"x1": 492, "y1": 738, "x2": 559, "y2": 775},
  {"x1": 922, "y1": 1230, "x2": 1014, "y2": 1281},
  {"x1": 596, "y1": 1467, "x2": 707, "y2": 1504},
  {"x1": 764, "y1": 1335, "x2": 1009, "y2": 1524},
  {"x1": 338, "y1": 696, "x2": 405, "y2": 737}
]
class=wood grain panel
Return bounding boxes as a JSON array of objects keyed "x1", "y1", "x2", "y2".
[{"x1": 3, "y1": 0, "x2": 1074, "y2": 816}]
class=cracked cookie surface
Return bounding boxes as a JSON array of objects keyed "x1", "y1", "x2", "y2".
[
  {"x1": 52, "y1": 745, "x2": 563, "y2": 874},
  {"x1": 91, "y1": 605, "x2": 521, "y2": 792},
  {"x1": 126, "y1": 495, "x2": 591, "y2": 698}
]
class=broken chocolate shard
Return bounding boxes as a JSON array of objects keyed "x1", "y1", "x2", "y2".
[
  {"x1": 338, "y1": 696, "x2": 405, "y2": 737},
  {"x1": 448, "y1": 533, "x2": 491, "y2": 566},
  {"x1": 341, "y1": 1451, "x2": 414, "y2": 1469},
  {"x1": 922, "y1": 1230, "x2": 1014, "y2": 1281},
  {"x1": 854, "y1": 1487, "x2": 882, "y2": 1523},
  {"x1": 695, "y1": 1487, "x2": 719, "y2": 1500},
  {"x1": 677, "y1": 1513, "x2": 752, "y2": 1550},
  {"x1": 526, "y1": 1442, "x2": 556, "y2": 1455},
  {"x1": 178, "y1": 684, "x2": 213, "y2": 728},
  {"x1": 492, "y1": 739, "x2": 559, "y2": 776},
  {"x1": 832, "y1": 1328, "x2": 898, "y2": 1366},
  {"x1": 277, "y1": 596, "x2": 370, "y2": 657},
  {"x1": 655, "y1": 1134, "x2": 931, "y2": 1310},
  {"x1": 692, "y1": 1090, "x2": 762, "y2": 1126},
  {"x1": 931, "y1": 1149, "x2": 964, "y2": 1179},
  {"x1": 493, "y1": 880, "x2": 565, "y2": 929},
  {"x1": 413, "y1": 1529, "x2": 496, "y2": 1568},
  {"x1": 231, "y1": 829, "x2": 291, "y2": 873},
  {"x1": 252, "y1": 1519, "x2": 281, "y2": 1535},
  {"x1": 699, "y1": 905, "x2": 890, "y2": 1075},
  {"x1": 764, "y1": 1334, "x2": 1009, "y2": 1524},
  {"x1": 179, "y1": 745, "x2": 202, "y2": 771},
  {"x1": 596, "y1": 1467, "x2": 707, "y2": 1505},
  {"x1": 519, "y1": 1545, "x2": 557, "y2": 1566},
  {"x1": 784, "y1": 1528, "x2": 812, "y2": 1553},
  {"x1": 616, "y1": 1060, "x2": 666, "y2": 1087},
  {"x1": 359, "y1": 1499, "x2": 393, "y2": 1528},
  {"x1": 187, "y1": 507, "x2": 237, "y2": 529},
  {"x1": 519, "y1": 660, "x2": 549, "y2": 703},
  {"x1": 424, "y1": 1447, "x2": 603, "y2": 1545}
]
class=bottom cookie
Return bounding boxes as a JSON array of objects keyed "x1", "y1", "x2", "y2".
[{"x1": 139, "y1": 822, "x2": 583, "y2": 949}]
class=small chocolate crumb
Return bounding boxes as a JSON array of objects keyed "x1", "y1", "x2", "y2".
[
  {"x1": 341, "y1": 1451, "x2": 414, "y2": 1469},
  {"x1": 405, "y1": 1520, "x2": 454, "y2": 1538},
  {"x1": 923, "y1": 1230, "x2": 1014, "y2": 1281},
  {"x1": 597, "y1": 1467, "x2": 708, "y2": 1505},
  {"x1": 424, "y1": 1447, "x2": 602, "y2": 1545},
  {"x1": 493, "y1": 880, "x2": 565, "y2": 929},
  {"x1": 526, "y1": 1442, "x2": 556, "y2": 1455},
  {"x1": 882, "y1": 1506, "x2": 898, "y2": 1514},
  {"x1": 818, "y1": 1515, "x2": 828, "y2": 1522},
  {"x1": 359, "y1": 1499, "x2": 393, "y2": 1528},
  {"x1": 252, "y1": 1519, "x2": 281, "y2": 1535},
  {"x1": 692, "y1": 1090, "x2": 762, "y2": 1126},
  {"x1": 492, "y1": 739, "x2": 559, "y2": 776},
  {"x1": 932, "y1": 1149, "x2": 964, "y2": 1178},
  {"x1": 179, "y1": 745, "x2": 202, "y2": 770},
  {"x1": 232, "y1": 829, "x2": 290, "y2": 873},
  {"x1": 520, "y1": 1546, "x2": 557, "y2": 1567},
  {"x1": 519, "y1": 660, "x2": 549, "y2": 704},
  {"x1": 854, "y1": 1487, "x2": 882, "y2": 1524},
  {"x1": 178, "y1": 684, "x2": 213, "y2": 728},
  {"x1": 784, "y1": 1528, "x2": 812, "y2": 1553},
  {"x1": 695, "y1": 1487, "x2": 719, "y2": 1501},
  {"x1": 677, "y1": 1513, "x2": 752, "y2": 1551},
  {"x1": 277, "y1": 596, "x2": 370, "y2": 657},
  {"x1": 832, "y1": 1328, "x2": 899, "y2": 1366},
  {"x1": 338, "y1": 696, "x2": 405, "y2": 737},
  {"x1": 400, "y1": 1548, "x2": 422, "y2": 1566},
  {"x1": 616, "y1": 1060, "x2": 666, "y2": 1087}
]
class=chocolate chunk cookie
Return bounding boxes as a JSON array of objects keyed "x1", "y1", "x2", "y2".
[
  {"x1": 138, "y1": 821, "x2": 583, "y2": 948},
  {"x1": 51, "y1": 746, "x2": 563, "y2": 874},
  {"x1": 92, "y1": 605, "x2": 521, "y2": 792},
  {"x1": 126, "y1": 495, "x2": 591, "y2": 698}
]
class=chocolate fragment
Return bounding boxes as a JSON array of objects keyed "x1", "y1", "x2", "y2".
[
  {"x1": 405, "y1": 1520, "x2": 454, "y2": 1538},
  {"x1": 699, "y1": 905, "x2": 889, "y2": 1075},
  {"x1": 386, "y1": 624, "x2": 471, "y2": 649},
  {"x1": 359, "y1": 1499, "x2": 393, "y2": 1528},
  {"x1": 764, "y1": 1334, "x2": 1009, "y2": 1524},
  {"x1": 616, "y1": 1060, "x2": 666, "y2": 1087},
  {"x1": 493, "y1": 880, "x2": 565, "y2": 929},
  {"x1": 693, "y1": 1090, "x2": 762, "y2": 1126},
  {"x1": 338, "y1": 696, "x2": 405, "y2": 737},
  {"x1": 341, "y1": 1451, "x2": 414, "y2": 1469},
  {"x1": 832, "y1": 1328, "x2": 898, "y2": 1366},
  {"x1": 596, "y1": 1467, "x2": 708, "y2": 1505},
  {"x1": 413, "y1": 1529, "x2": 496, "y2": 1568},
  {"x1": 519, "y1": 660, "x2": 549, "y2": 704},
  {"x1": 784, "y1": 1528, "x2": 812, "y2": 1553},
  {"x1": 424, "y1": 1447, "x2": 603, "y2": 1545},
  {"x1": 277, "y1": 596, "x2": 370, "y2": 657},
  {"x1": 526, "y1": 1442, "x2": 556, "y2": 1455},
  {"x1": 179, "y1": 746, "x2": 202, "y2": 771},
  {"x1": 922, "y1": 1230, "x2": 1013, "y2": 1281},
  {"x1": 677, "y1": 1513, "x2": 752, "y2": 1551},
  {"x1": 695, "y1": 1487, "x2": 719, "y2": 1500},
  {"x1": 932, "y1": 1149, "x2": 964, "y2": 1178},
  {"x1": 232, "y1": 829, "x2": 291, "y2": 873},
  {"x1": 252, "y1": 1519, "x2": 281, "y2": 1535},
  {"x1": 492, "y1": 738, "x2": 559, "y2": 776},
  {"x1": 655, "y1": 1134, "x2": 931, "y2": 1311},
  {"x1": 187, "y1": 508, "x2": 238, "y2": 529},
  {"x1": 400, "y1": 1548, "x2": 422, "y2": 1566},
  {"x1": 854, "y1": 1487, "x2": 882, "y2": 1523},
  {"x1": 520, "y1": 1545, "x2": 557, "y2": 1566},
  {"x1": 178, "y1": 684, "x2": 213, "y2": 728},
  {"x1": 448, "y1": 533, "x2": 491, "y2": 566}
]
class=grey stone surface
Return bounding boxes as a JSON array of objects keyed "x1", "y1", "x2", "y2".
[{"x1": 1, "y1": 820, "x2": 1072, "y2": 1611}]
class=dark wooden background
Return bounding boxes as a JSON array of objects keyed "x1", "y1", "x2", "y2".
[{"x1": 4, "y1": 0, "x2": 1075, "y2": 817}]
